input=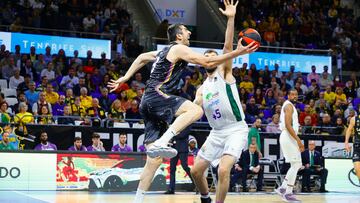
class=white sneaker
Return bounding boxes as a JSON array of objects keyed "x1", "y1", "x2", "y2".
[{"x1": 146, "y1": 143, "x2": 178, "y2": 158}]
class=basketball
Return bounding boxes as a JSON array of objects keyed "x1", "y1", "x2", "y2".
[{"x1": 238, "y1": 28, "x2": 261, "y2": 48}]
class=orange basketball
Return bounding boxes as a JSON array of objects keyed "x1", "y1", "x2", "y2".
[{"x1": 238, "y1": 28, "x2": 261, "y2": 48}]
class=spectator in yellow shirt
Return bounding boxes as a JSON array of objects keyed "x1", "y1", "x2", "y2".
[
  {"x1": 335, "y1": 87, "x2": 347, "y2": 105},
  {"x1": 324, "y1": 85, "x2": 336, "y2": 105},
  {"x1": 14, "y1": 102, "x2": 34, "y2": 124},
  {"x1": 189, "y1": 71, "x2": 203, "y2": 88},
  {"x1": 44, "y1": 83, "x2": 59, "y2": 105},
  {"x1": 240, "y1": 75, "x2": 254, "y2": 93},
  {"x1": 243, "y1": 14, "x2": 256, "y2": 29},
  {"x1": 80, "y1": 87, "x2": 93, "y2": 109}
]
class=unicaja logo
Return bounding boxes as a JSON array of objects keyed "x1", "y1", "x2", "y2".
[{"x1": 0, "y1": 167, "x2": 21, "y2": 178}]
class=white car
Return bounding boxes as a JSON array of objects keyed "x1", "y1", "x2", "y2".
[{"x1": 88, "y1": 161, "x2": 166, "y2": 191}]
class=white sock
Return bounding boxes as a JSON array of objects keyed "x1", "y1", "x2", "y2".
[
  {"x1": 133, "y1": 188, "x2": 145, "y2": 203},
  {"x1": 155, "y1": 127, "x2": 177, "y2": 145},
  {"x1": 284, "y1": 162, "x2": 302, "y2": 194},
  {"x1": 281, "y1": 178, "x2": 288, "y2": 188},
  {"x1": 201, "y1": 193, "x2": 210, "y2": 198},
  {"x1": 286, "y1": 184, "x2": 293, "y2": 194}
]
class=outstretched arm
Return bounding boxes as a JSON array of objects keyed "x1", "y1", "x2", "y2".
[
  {"x1": 220, "y1": 0, "x2": 238, "y2": 74},
  {"x1": 345, "y1": 116, "x2": 355, "y2": 152},
  {"x1": 174, "y1": 40, "x2": 256, "y2": 69},
  {"x1": 193, "y1": 85, "x2": 204, "y2": 106},
  {"x1": 108, "y1": 51, "x2": 158, "y2": 92}
]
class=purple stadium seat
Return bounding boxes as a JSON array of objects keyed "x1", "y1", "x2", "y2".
[
  {"x1": 353, "y1": 98, "x2": 360, "y2": 110},
  {"x1": 297, "y1": 103, "x2": 305, "y2": 112},
  {"x1": 91, "y1": 92, "x2": 101, "y2": 99},
  {"x1": 109, "y1": 93, "x2": 117, "y2": 102},
  {"x1": 263, "y1": 109, "x2": 272, "y2": 119}
]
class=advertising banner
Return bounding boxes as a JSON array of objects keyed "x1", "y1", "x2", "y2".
[
  {"x1": 0, "y1": 153, "x2": 56, "y2": 190},
  {"x1": 0, "y1": 31, "x2": 111, "y2": 59},
  {"x1": 0, "y1": 32, "x2": 12, "y2": 51},
  {"x1": 325, "y1": 159, "x2": 359, "y2": 192},
  {"x1": 56, "y1": 153, "x2": 193, "y2": 191},
  {"x1": 249, "y1": 52, "x2": 332, "y2": 73},
  {"x1": 157, "y1": 45, "x2": 331, "y2": 73},
  {"x1": 150, "y1": 0, "x2": 197, "y2": 25}
]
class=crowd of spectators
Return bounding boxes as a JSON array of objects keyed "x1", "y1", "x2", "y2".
[
  {"x1": 0, "y1": 0, "x2": 143, "y2": 58},
  {"x1": 0, "y1": 40, "x2": 358, "y2": 138},
  {"x1": 216, "y1": 0, "x2": 360, "y2": 71}
]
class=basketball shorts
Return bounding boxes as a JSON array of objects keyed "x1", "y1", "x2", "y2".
[
  {"x1": 139, "y1": 91, "x2": 186, "y2": 144},
  {"x1": 353, "y1": 142, "x2": 360, "y2": 163},
  {"x1": 198, "y1": 123, "x2": 249, "y2": 163},
  {"x1": 280, "y1": 131, "x2": 302, "y2": 163}
]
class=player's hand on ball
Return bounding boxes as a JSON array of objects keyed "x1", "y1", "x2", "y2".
[
  {"x1": 236, "y1": 39, "x2": 258, "y2": 55},
  {"x1": 345, "y1": 142, "x2": 351, "y2": 152},
  {"x1": 108, "y1": 77, "x2": 127, "y2": 92},
  {"x1": 219, "y1": 0, "x2": 239, "y2": 18}
]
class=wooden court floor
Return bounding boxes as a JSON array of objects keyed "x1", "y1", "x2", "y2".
[{"x1": 2, "y1": 191, "x2": 360, "y2": 203}]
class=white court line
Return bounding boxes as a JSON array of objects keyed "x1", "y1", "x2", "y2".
[{"x1": 13, "y1": 191, "x2": 54, "y2": 203}]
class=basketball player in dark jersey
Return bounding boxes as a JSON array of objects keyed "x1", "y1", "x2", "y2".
[
  {"x1": 108, "y1": 16, "x2": 257, "y2": 203},
  {"x1": 345, "y1": 115, "x2": 360, "y2": 182}
]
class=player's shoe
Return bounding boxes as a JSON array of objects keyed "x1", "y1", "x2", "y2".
[
  {"x1": 200, "y1": 197, "x2": 212, "y2": 203},
  {"x1": 146, "y1": 144, "x2": 178, "y2": 158},
  {"x1": 274, "y1": 187, "x2": 286, "y2": 196},
  {"x1": 281, "y1": 193, "x2": 301, "y2": 202}
]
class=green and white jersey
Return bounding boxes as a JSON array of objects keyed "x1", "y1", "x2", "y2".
[
  {"x1": 279, "y1": 100, "x2": 299, "y2": 134},
  {"x1": 202, "y1": 71, "x2": 247, "y2": 130}
]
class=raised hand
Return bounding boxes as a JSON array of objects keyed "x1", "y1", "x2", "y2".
[
  {"x1": 236, "y1": 39, "x2": 258, "y2": 55},
  {"x1": 108, "y1": 77, "x2": 127, "y2": 93},
  {"x1": 219, "y1": 0, "x2": 239, "y2": 18}
]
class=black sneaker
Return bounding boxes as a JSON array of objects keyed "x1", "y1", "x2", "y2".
[
  {"x1": 164, "y1": 190, "x2": 174, "y2": 194},
  {"x1": 200, "y1": 197, "x2": 212, "y2": 203}
]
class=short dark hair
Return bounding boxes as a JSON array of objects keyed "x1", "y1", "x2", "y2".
[
  {"x1": 92, "y1": 133, "x2": 100, "y2": 138},
  {"x1": 167, "y1": 23, "x2": 184, "y2": 42},
  {"x1": 119, "y1": 132, "x2": 127, "y2": 137},
  {"x1": 74, "y1": 136, "x2": 82, "y2": 142},
  {"x1": 287, "y1": 89, "x2": 298, "y2": 95},
  {"x1": 204, "y1": 49, "x2": 218, "y2": 55}
]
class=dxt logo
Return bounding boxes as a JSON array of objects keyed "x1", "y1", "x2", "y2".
[
  {"x1": 0, "y1": 167, "x2": 21, "y2": 178},
  {"x1": 166, "y1": 9, "x2": 185, "y2": 18}
]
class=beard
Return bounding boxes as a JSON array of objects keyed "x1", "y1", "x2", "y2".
[
  {"x1": 206, "y1": 67, "x2": 217, "y2": 74},
  {"x1": 289, "y1": 99, "x2": 297, "y2": 104}
]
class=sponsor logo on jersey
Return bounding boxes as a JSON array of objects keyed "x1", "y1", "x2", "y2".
[{"x1": 205, "y1": 92, "x2": 219, "y2": 101}]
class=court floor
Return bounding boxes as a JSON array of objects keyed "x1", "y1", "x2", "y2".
[{"x1": 1, "y1": 191, "x2": 360, "y2": 203}]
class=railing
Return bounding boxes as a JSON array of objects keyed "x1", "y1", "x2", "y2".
[
  {"x1": 151, "y1": 37, "x2": 333, "y2": 55},
  {"x1": 1, "y1": 114, "x2": 346, "y2": 137},
  {"x1": 145, "y1": 0, "x2": 162, "y2": 24}
]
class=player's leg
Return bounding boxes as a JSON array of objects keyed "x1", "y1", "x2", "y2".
[
  {"x1": 133, "y1": 154, "x2": 163, "y2": 203},
  {"x1": 276, "y1": 132, "x2": 302, "y2": 202},
  {"x1": 191, "y1": 155, "x2": 211, "y2": 203},
  {"x1": 353, "y1": 143, "x2": 360, "y2": 181},
  {"x1": 167, "y1": 153, "x2": 180, "y2": 193},
  {"x1": 215, "y1": 155, "x2": 237, "y2": 203},
  {"x1": 134, "y1": 102, "x2": 165, "y2": 203},
  {"x1": 216, "y1": 128, "x2": 248, "y2": 202},
  {"x1": 354, "y1": 161, "x2": 360, "y2": 180},
  {"x1": 153, "y1": 100, "x2": 203, "y2": 146},
  {"x1": 147, "y1": 95, "x2": 203, "y2": 158},
  {"x1": 178, "y1": 152, "x2": 194, "y2": 185}
]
